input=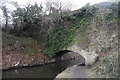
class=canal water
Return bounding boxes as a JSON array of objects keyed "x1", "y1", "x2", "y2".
[{"x1": 2, "y1": 57, "x2": 82, "y2": 79}]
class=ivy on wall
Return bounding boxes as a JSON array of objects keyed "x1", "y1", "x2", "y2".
[{"x1": 44, "y1": 16, "x2": 91, "y2": 57}]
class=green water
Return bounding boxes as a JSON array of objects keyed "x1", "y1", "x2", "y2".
[{"x1": 2, "y1": 57, "x2": 82, "y2": 78}]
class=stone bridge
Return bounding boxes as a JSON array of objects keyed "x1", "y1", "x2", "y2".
[
  {"x1": 55, "y1": 44, "x2": 99, "y2": 66},
  {"x1": 55, "y1": 50, "x2": 85, "y2": 64},
  {"x1": 67, "y1": 44, "x2": 99, "y2": 65}
]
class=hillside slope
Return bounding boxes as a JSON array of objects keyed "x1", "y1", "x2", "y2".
[
  {"x1": 2, "y1": 32, "x2": 51, "y2": 70},
  {"x1": 66, "y1": 2, "x2": 118, "y2": 78}
]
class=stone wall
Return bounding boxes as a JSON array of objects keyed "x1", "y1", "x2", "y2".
[{"x1": 67, "y1": 45, "x2": 99, "y2": 66}]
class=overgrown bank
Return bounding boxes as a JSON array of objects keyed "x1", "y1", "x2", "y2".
[
  {"x1": 1, "y1": 0, "x2": 119, "y2": 78},
  {"x1": 2, "y1": 32, "x2": 51, "y2": 70}
]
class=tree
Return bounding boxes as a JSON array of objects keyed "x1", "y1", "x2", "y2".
[
  {"x1": 1, "y1": 1, "x2": 9, "y2": 28},
  {"x1": 12, "y1": 3, "x2": 43, "y2": 37},
  {"x1": 44, "y1": 0, "x2": 72, "y2": 15}
]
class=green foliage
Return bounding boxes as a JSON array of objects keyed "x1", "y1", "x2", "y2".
[
  {"x1": 10, "y1": 1, "x2": 118, "y2": 58},
  {"x1": 12, "y1": 3, "x2": 43, "y2": 22},
  {"x1": 12, "y1": 3, "x2": 43, "y2": 37},
  {"x1": 77, "y1": 18, "x2": 90, "y2": 34},
  {"x1": 78, "y1": 3, "x2": 98, "y2": 18},
  {"x1": 44, "y1": 21, "x2": 77, "y2": 57},
  {"x1": 44, "y1": 3, "x2": 97, "y2": 57},
  {"x1": 105, "y1": 2, "x2": 118, "y2": 21}
]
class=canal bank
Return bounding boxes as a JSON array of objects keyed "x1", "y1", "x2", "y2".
[
  {"x1": 2, "y1": 56, "x2": 83, "y2": 78},
  {"x1": 2, "y1": 51, "x2": 81, "y2": 70}
]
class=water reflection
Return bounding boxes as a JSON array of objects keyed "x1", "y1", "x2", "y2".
[{"x1": 2, "y1": 57, "x2": 82, "y2": 78}]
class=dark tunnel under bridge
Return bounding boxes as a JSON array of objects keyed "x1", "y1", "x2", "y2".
[{"x1": 54, "y1": 50, "x2": 85, "y2": 66}]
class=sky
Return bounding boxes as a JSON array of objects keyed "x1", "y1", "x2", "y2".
[{"x1": 5, "y1": 0, "x2": 109, "y2": 10}]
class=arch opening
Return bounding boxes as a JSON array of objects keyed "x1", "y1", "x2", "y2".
[
  {"x1": 54, "y1": 50, "x2": 72, "y2": 57},
  {"x1": 54, "y1": 50, "x2": 85, "y2": 66}
]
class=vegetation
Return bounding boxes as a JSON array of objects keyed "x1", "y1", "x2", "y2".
[
  {"x1": 11, "y1": 3, "x2": 43, "y2": 37},
  {"x1": 1, "y1": 0, "x2": 119, "y2": 78},
  {"x1": 2, "y1": 1, "x2": 96, "y2": 57},
  {"x1": 92, "y1": 53, "x2": 118, "y2": 78},
  {"x1": 44, "y1": 22, "x2": 77, "y2": 57},
  {"x1": 2, "y1": 32, "x2": 43, "y2": 54},
  {"x1": 86, "y1": 2, "x2": 119, "y2": 78}
]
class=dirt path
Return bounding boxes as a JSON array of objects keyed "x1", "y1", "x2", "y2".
[
  {"x1": 55, "y1": 65, "x2": 88, "y2": 78},
  {"x1": 70, "y1": 66, "x2": 86, "y2": 78}
]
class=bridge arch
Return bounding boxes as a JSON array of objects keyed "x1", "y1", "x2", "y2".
[{"x1": 54, "y1": 50, "x2": 85, "y2": 64}]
